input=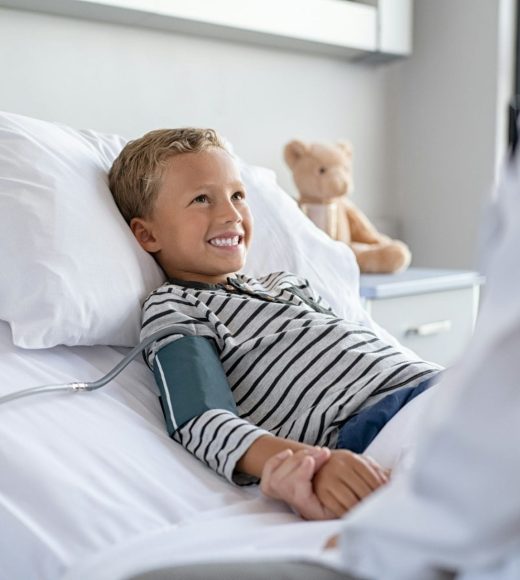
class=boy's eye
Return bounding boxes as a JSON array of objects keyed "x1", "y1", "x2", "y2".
[
  {"x1": 192, "y1": 194, "x2": 209, "y2": 204},
  {"x1": 232, "y1": 191, "x2": 245, "y2": 200}
]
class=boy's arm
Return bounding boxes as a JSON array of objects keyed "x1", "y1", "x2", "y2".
[
  {"x1": 152, "y1": 336, "x2": 277, "y2": 485},
  {"x1": 236, "y1": 434, "x2": 313, "y2": 477},
  {"x1": 141, "y1": 291, "x2": 281, "y2": 484},
  {"x1": 153, "y1": 335, "x2": 389, "y2": 516},
  {"x1": 153, "y1": 337, "x2": 328, "y2": 484}
]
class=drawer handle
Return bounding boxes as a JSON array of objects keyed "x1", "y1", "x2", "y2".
[{"x1": 405, "y1": 320, "x2": 452, "y2": 337}]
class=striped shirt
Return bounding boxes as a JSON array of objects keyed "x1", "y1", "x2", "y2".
[{"x1": 141, "y1": 271, "x2": 440, "y2": 484}]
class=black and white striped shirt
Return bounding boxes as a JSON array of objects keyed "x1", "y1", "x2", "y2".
[{"x1": 141, "y1": 272, "x2": 440, "y2": 484}]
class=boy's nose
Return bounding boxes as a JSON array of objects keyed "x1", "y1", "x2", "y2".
[{"x1": 219, "y1": 200, "x2": 242, "y2": 222}]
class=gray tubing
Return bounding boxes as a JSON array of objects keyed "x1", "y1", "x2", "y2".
[
  {"x1": 0, "y1": 383, "x2": 78, "y2": 405},
  {"x1": 0, "y1": 327, "x2": 193, "y2": 406}
]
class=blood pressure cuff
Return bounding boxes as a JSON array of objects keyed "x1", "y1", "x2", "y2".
[{"x1": 153, "y1": 336, "x2": 238, "y2": 435}]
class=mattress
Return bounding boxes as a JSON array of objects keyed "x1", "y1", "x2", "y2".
[{"x1": 0, "y1": 320, "x2": 434, "y2": 580}]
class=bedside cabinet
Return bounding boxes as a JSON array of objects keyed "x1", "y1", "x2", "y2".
[{"x1": 360, "y1": 268, "x2": 484, "y2": 366}]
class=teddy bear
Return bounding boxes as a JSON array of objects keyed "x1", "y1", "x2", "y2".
[{"x1": 283, "y1": 139, "x2": 411, "y2": 274}]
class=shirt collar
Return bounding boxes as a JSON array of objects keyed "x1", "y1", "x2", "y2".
[{"x1": 168, "y1": 274, "x2": 241, "y2": 290}]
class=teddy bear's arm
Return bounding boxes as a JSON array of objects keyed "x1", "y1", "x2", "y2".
[{"x1": 343, "y1": 199, "x2": 387, "y2": 244}]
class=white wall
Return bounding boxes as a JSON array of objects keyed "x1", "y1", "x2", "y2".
[
  {"x1": 0, "y1": 2, "x2": 516, "y2": 267},
  {"x1": 384, "y1": 0, "x2": 516, "y2": 269},
  {"x1": 0, "y1": 7, "x2": 392, "y2": 222}
]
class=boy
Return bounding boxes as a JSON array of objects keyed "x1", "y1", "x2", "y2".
[{"x1": 109, "y1": 128, "x2": 440, "y2": 520}]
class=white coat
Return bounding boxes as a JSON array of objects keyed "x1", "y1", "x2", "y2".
[{"x1": 336, "y1": 153, "x2": 520, "y2": 580}]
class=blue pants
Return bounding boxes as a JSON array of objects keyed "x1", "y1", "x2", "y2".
[{"x1": 337, "y1": 374, "x2": 439, "y2": 453}]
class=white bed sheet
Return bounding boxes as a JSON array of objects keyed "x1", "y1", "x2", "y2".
[{"x1": 0, "y1": 320, "x2": 436, "y2": 580}]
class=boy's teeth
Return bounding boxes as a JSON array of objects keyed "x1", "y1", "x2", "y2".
[{"x1": 209, "y1": 236, "x2": 240, "y2": 247}]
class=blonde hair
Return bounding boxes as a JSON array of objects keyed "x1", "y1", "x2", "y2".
[{"x1": 109, "y1": 127, "x2": 227, "y2": 223}]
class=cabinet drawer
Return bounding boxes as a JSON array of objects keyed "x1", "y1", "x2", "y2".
[{"x1": 364, "y1": 287, "x2": 478, "y2": 366}]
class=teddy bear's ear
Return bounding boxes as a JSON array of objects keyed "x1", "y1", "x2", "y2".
[
  {"x1": 336, "y1": 140, "x2": 353, "y2": 159},
  {"x1": 284, "y1": 140, "x2": 309, "y2": 169}
]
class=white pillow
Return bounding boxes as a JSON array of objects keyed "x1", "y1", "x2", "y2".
[
  {"x1": 0, "y1": 111, "x2": 165, "y2": 348},
  {"x1": 0, "y1": 111, "x2": 363, "y2": 348}
]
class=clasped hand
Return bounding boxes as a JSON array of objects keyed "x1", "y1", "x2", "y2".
[{"x1": 260, "y1": 447, "x2": 390, "y2": 520}]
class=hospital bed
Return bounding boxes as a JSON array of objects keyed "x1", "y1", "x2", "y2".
[{"x1": 0, "y1": 110, "x2": 433, "y2": 580}]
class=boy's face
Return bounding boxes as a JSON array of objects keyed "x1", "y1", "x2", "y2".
[{"x1": 131, "y1": 148, "x2": 253, "y2": 284}]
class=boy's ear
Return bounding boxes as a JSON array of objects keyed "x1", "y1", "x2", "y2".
[{"x1": 130, "y1": 217, "x2": 161, "y2": 253}]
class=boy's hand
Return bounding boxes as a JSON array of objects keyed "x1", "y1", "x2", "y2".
[
  {"x1": 313, "y1": 449, "x2": 389, "y2": 518},
  {"x1": 261, "y1": 447, "x2": 336, "y2": 520}
]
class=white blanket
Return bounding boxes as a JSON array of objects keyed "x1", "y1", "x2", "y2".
[{"x1": 0, "y1": 320, "x2": 435, "y2": 580}]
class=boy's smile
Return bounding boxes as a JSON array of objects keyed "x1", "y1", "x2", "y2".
[{"x1": 130, "y1": 147, "x2": 252, "y2": 284}]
